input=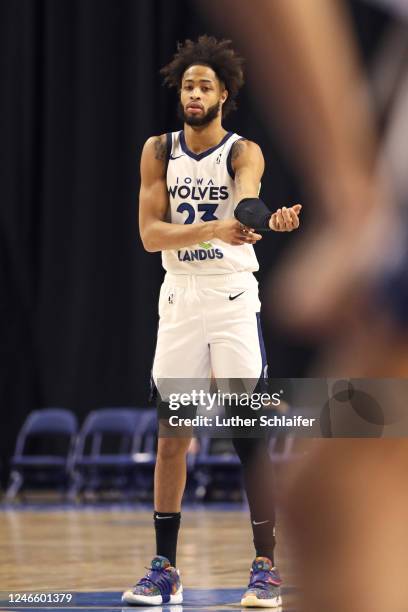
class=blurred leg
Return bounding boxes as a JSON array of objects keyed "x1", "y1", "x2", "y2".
[{"x1": 283, "y1": 438, "x2": 408, "y2": 612}]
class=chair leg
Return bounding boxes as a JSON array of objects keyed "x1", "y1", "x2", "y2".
[
  {"x1": 5, "y1": 471, "x2": 23, "y2": 501},
  {"x1": 67, "y1": 471, "x2": 83, "y2": 503}
]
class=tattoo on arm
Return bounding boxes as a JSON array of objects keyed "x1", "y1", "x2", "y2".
[
  {"x1": 232, "y1": 140, "x2": 263, "y2": 196},
  {"x1": 231, "y1": 139, "x2": 247, "y2": 162},
  {"x1": 154, "y1": 136, "x2": 167, "y2": 161}
]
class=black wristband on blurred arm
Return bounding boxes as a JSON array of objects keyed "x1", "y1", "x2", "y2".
[{"x1": 234, "y1": 197, "x2": 271, "y2": 231}]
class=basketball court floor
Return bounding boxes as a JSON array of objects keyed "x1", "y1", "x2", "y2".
[{"x1": 0, "y1": 505, "x2": 296, "y2": 612}]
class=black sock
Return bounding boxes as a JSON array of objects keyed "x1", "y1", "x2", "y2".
[
  {"x1": 247, "y1": 463, "x2": 276, "y2": 564},
  {"x1": 232, "y1": 438, "x2": 276, "y2": 565},
  {"x1": 154, "y1": 511, "x2": 181, "y2": 567},
  {"x1": 251, "y1": 518, "x2": 276, "y2": 564}
]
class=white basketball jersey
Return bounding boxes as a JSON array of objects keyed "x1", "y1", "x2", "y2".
[{"x1": 162, "y1": 130, "x2": 259, "y2": 275}]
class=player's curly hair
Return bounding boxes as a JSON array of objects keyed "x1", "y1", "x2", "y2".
[{"x1": 161, "y1": 35, "x2": 245, "y2": 117}]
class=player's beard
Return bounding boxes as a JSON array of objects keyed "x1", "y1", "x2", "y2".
[{"x1": 178, "y1": 101, "x2": 221, "y2": 127}]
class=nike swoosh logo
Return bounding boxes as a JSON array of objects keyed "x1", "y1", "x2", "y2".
[
  {"x1": 169, "y1": 154, "x2": 185, "y2": 160},
  {"x1": 229, "y1": 291, "x2": 245, "y2": 301},
  {"x1": 156, "y1": 515, "x2": 174, "y2": 519},
  {"x1": 252, "y1": 520, "x2": 269, "y2": 526}
]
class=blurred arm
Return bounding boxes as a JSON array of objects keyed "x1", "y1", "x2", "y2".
[{"x1": 199, "y1": 0, "x2": 379, "y2": 220}]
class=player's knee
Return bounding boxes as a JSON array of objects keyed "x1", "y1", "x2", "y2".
[{"x1": 157, "y1": 436, "x2": 192, "y2": 461}]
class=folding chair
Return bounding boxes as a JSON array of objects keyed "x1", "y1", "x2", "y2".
[
  {"x1": 131, "y1": 410, "x2": 157, "y2": 497},
  {"x1": 68, "y1": 408, "x2": 141, "y2": 500},
  {"x1": 6, "y1": 408, "x2": 77, "y2": 501}
]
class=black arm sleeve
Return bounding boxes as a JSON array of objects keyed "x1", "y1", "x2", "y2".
[{"x1": 234, "y1": 197, "x2": 271, "y2": 231}]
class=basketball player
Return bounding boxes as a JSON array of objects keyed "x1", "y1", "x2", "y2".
[{"x1": 122, "y1": 36, "x2": 301, "y2": 608}]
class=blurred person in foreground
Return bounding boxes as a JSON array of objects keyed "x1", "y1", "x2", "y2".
[{"x1": 200, "y1": 1, "x2": 408, "y2": 611}]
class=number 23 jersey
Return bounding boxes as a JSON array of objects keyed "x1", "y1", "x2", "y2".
[{"x1": 162, "y1": 130, "x2": 260, "y2": 275}]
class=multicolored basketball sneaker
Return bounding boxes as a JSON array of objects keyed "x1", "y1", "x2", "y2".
[
  {"x1": 122, "y1": 556, "x2": 183, "y2": 606},
  {"x1": 241, "y1": 557, "x2": 282, "y2": 608}
]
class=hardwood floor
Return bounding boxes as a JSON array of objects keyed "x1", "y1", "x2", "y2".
[{"x1": 0, "y1": 508, "x2": 291, "y2": 591}]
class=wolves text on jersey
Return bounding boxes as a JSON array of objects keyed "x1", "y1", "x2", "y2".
[{"x1": 168, "y1": 177, "x2": 229, "y2": 201}]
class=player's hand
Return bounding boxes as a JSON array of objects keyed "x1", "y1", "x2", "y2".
[
  {"x1": 269, "y1": 204, "x2": 302, "y2": 232},
  {"x1": 213, "y1": 219, "x2": 262, "y2": 245}
]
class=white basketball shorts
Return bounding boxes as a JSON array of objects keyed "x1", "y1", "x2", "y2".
[{"x1": 152, "y1": 271, "x2": 268, "y2": 383}]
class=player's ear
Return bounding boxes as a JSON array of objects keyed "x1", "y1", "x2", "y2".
[{"x1": 220, "y1": 88, "x2": 228, "y2": 106}]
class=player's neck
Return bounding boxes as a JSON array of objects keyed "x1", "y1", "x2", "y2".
[{"x1": 183, "y1": 121, "x2": 228, "y2": 154}]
